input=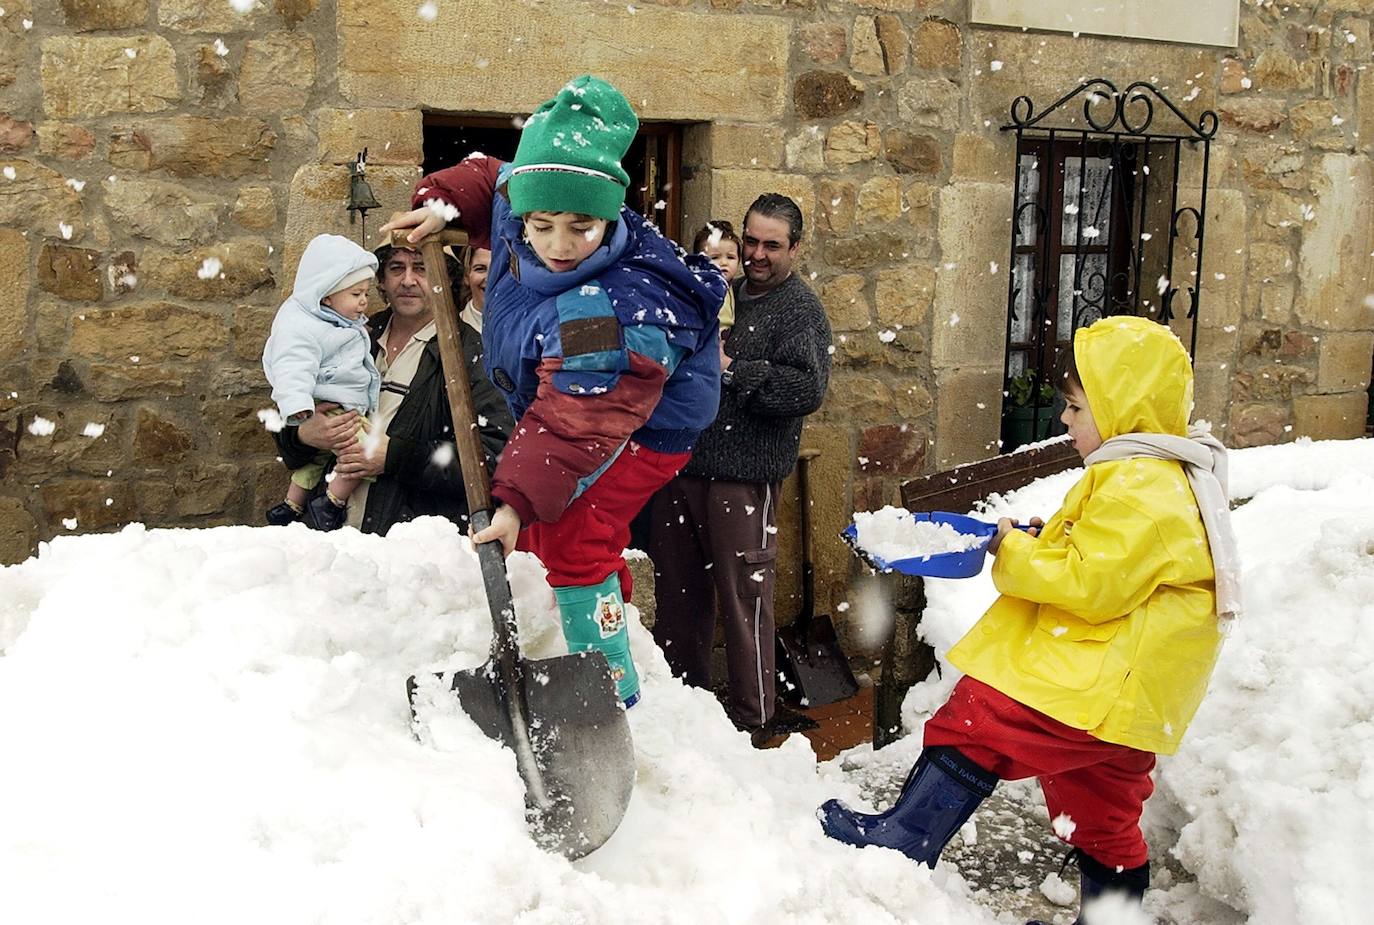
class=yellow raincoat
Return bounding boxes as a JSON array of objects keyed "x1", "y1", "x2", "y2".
[{"x1": 947, "y1": 317, "x2": 1225, "y2": 755}]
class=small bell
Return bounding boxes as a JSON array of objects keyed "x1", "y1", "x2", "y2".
[{"x1": 346, "y1": 148, "x2": 381, "y2": 222}]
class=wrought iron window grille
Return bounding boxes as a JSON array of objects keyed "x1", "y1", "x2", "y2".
[{"x1": 998, "y1": 79, "x2": 1218, "y2": 451}]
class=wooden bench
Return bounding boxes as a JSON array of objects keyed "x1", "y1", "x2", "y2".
[{"x1": 871, "y1": 439, "x2": 1081, "y2": 748}]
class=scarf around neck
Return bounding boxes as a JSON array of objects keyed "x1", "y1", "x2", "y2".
[{"x1": 1084, "y1": 424, "x2": 1242, "y2": 622}]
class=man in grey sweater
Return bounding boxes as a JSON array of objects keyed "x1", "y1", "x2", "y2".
[{"x1": 649, "y1": 194, "x2": 832, "y2": 740}]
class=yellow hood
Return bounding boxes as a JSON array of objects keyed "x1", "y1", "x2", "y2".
[{"x1": 1074, "y1": 316, "x2": 1193, "y2": 440}]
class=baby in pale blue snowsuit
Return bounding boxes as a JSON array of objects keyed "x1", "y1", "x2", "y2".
[{"x1": 261, "y1": 233, "x2": 380, "y2": 529}]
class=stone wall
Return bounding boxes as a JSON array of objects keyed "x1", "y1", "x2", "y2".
[{"x1": 3, "y1": 3, "x2": 1372, "y2": 656}]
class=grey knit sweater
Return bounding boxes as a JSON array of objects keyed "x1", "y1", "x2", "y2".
[{"x1": 683, "y1": 273, "x2": 832, "y2": 483}]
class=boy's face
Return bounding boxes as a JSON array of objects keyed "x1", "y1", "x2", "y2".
[
  {"x1": 523, "y1": 212, "x2": 608, "y2": 272},
  {"x1": 704, "y1": 239, "x2": 741, "y2": 282},
  {"x1": 322, "y1": 282, "x2": 370, "y2": 321},
  {"x1": 465, "y1": 247, "x2": 492, "y2": 311},
  {"x1": 1060, "y1": 379, "x2": 1103, "y2": 460}
]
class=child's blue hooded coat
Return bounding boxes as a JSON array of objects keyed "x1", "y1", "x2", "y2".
[{"x1": 262, "y1": 234, "x2": 380, "y2": 421}]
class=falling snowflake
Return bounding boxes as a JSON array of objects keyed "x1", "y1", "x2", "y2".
[
  {"x1": 431, "y1": 443, "x2": 455, "y2": 467},
  {"x1": 197, "y1": 257, "x2": 223, "y2": 280},
  {"x1": 82, "y1": 422, "x2": 105, "y2": 438},
  {"x1": 1051, "y1": 813, "x2": 1077, "y2": 840},
  {"x1": 990, "y1": 60, "x2": 1004, "y2": 71},
  {"x1": 2, "y1": 166, "x2": 15, "y2": 180},
  {"x1": 61, "y1": 518, "x2": 79, "y2": 530},
  {"x1": 229, "y1": 0, "x2": 255, "y2": 12},
  {"x1": 417, "y1": 1, "x2": 437, "y2": 21},
  {"x1": 213, "y1": 38, "x2": 230, "y2": 57},
  {"x1": 423, "y1": 198, "x2": 459, "y2": 223},
  {"x1": 256, "y1": 408, "x2": 285, "y2": 433},
  {"x1": 28, "y1": 416, "x2": 55, "y2": 436},
  {"x1": 58, "y1": 222, "x2": 73, "y2": 240},
  {"x1": 65, "y1": 178, "x2": 86, "y2": 192},
  {"x1": 124, "y1": 48, "x2": 137, "y2": 59},
  {"x1": 878, "y1": 330, "x2": 897, "y2": 343}
]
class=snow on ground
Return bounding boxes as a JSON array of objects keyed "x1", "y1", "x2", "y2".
[
  {"x1": 877, "y1": 437, "x2": 1374, "y2": 925},
  {"x1": 0, "y1": 518, "x2": 998, "y2": 925}
]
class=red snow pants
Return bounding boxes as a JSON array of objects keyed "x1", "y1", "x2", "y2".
[
  {"x1": 923, "y1": 676, "x2": 1156, "y2": 869},
  {"x1": 517, "y1": 442, "x2": 690, "y2": 597}
]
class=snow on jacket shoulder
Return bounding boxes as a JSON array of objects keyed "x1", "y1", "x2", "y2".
[
  {"x1": 262, "y1": 234, "x2": 380, "y2": 420},
  {"x1": 411, "y1": 157, "x2": 726, "y2": 525},
  {"x1": 947, "y1": 319, "x2": 1224, "y2": 755}
]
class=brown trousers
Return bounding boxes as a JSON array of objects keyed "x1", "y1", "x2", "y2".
[{"x1": 649, "y1": 475, "x2": 780, "y2": 728}]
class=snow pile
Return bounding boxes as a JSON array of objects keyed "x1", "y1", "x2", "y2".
[
  {"x1": 852, "y1": 506, "x2": 984, "y2": 564},
  {"x1": 900, "y1": 438, "x2": 1374, "y2": 924},
  {"x1": 0, "y1": 518, "x2": 996, "y2": 925}
]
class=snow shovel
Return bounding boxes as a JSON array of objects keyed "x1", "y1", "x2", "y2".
[
  {"x1": 397, "y1": 229, "x2": 634, "y2": 860},
  {"x1": 776, "y1": 449, "x2": 860, "y2": 709}
]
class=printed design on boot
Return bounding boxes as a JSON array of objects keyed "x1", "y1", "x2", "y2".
[{"x1": 596, "y1": 594, "x2": 626, "y2": 639}]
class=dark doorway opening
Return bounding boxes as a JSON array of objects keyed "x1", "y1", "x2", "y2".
[{"x1": 422, "y1": 114, "x2": 685, "y2": 243}]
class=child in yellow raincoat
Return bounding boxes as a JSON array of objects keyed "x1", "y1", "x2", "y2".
[{"x1": 820, "y1": 316, "x2": 1240, "y2": 924}]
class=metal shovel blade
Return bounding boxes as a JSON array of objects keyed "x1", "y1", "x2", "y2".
[
  {"x1": 408, "y1": 648, "x2": 635, "y2": 860},
  {"x1": 777, "y1": 614, "x2": 859, "y2": 709}
]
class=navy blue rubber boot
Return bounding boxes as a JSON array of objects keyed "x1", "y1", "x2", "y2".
[
  {"x1": 1027, "y1": 850, "x2": 1149, "y2": 925},
  {"x1": 818, "y1": 746, "x2": 998, "y2": 867}
]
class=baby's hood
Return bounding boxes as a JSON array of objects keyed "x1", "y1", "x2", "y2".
[
  {"x1": 1074, "y1": 315, "x2": 1192, "y2": 441},
  {"x1": 290, "y1": 234, "x2": 378, "y2": 320}
]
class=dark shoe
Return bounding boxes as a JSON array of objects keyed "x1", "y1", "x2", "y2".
[
  {"x1": 1026, "y1": 849, "x2": 1148, "y2": 925},
  {"x1": 307, "y1": 494, "x2": 347, "y2": 532},
  {"x1": 265, "y1": 502, "x2": 302, "y2": 526},
  {"x1": 818, "y1": 746, "x2": 997, "y2": 867}
]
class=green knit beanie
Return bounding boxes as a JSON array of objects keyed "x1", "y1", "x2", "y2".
[{"x1": 508, "y1": 75, "x2": 638, "y2": 221}]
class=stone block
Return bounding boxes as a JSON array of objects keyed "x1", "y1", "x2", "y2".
[
  {"x1": 85, "y1": 363, "x2": 189, "y2": 401},
  {"x1": 794, "y1": 71, "x2": 865, "y2": 120},
  {"x1": 705, "y1": 123, "x2": 785, "y2": 171},
  {"x1": 708, "y1": 169, "x2": 815, "y2": 243},
  {"x1": 0, "y1": 160, "x2": 87, "y2": 241},
  {"x1": 232, "y1": 188, "x2": 278, "y2": 230},
  {"x1": 109, "y1": 116, "x2": 276, "y2": 179},
  {"x1": 337, "y1": 0, "x2": 789, "y2": 122},
  {"x1": 159, "y1": 0, "x2": 264, "y2": 31},
  {"x1": 38, "y1": 244, "x2": 102, "y2": 302},
  {"x1": 1293, "y1": 391, "x2": 1369, "y2": 440},
  {"x1": 784, "y1": 126, "x2": 825, "y2": 173},
  {"x1": 1196, "y1": 188, "x2": 1246, "y2": 330},
  {"x1": 826, "y1": 121, "x2": 880, "y2": 168},
  {"x1": 232, "y1": 305, "x2": 278, "y2": 364},
  {"x1": 36, "y1": 123, "x2": 96, "y2": 160},
  {"x1": 140, "y1": 240, "x2": 275, "y2": 301},
  {"x1": 205, "y1": 397, "x2": 277, "y2": 457},
  {"x1": 60, "y1": 0, "x2": 149, "y2": 31},
  {"x1": 240, "y1": 33, "x2": 316, "y2": 113},
  {"x1": 1296, "y1": 155, "x2": 1374, "y2": 330},
  {"x1": 884, "y1": 130, "x2": 942, "y2": 175},
  {"x1": 0, "y1": 495, "x2": 37, "y2": 564},
  {"x1": 133, "y1": 408, "x2": 195, "y2": 465},
  {"x1": 0, "y1": 1, "x2": 32, "y2": 90},
  {"x1": 892, "y1": 379, "x2": 934, "y2": 418},
  {"x1": 821, "y1": 274, "x2": 871, "y2": 332},
  {"x1": 0, "y1": 228, "x2": 27, "y2": 355},
  {"x1": 818, "y1": 179, "x2": 856, "y2": 234},
  {"x1": 39, "y1": 479, "x2": 138, "y2": 533},
  {"x1": 851, "y1": 17, "x2": 886, "y2": 76},
  {"x1": 210, "y1": 365, "x2": 271, "y2": 399},
  {"x1": 834, "y1": 329, "x2": 926, "y2": 370},
  {"x1": 859, "y1": 423, "x2": 926, "y2": 477},
  {"x1": 276, "y1": 0, "x2": 319, "y2": 28},
  {"x1": 800, "y1": 22, "x2": 845, "y2": 65},
  {"x1": 1259, "y1": 280, "x2": 1295, "y2": 323},
  {"x1": 41, "y1": 35, "x2": 180, "y2": 119},
  {"x1": 101, "y1": 177, "x2": 220, "y2": 247},
  {"x1": 897, "y1": 77, "x2": 960, "y2": 131},
  {"x1": 13, "y1": 405, "x2": 125, "y2": 478},
  {"x1": 1252, "y1": 49, "x2": 1313, "y2": 91},
  {"x1": 876, "y1": 265, "x2": 936, "y2": 326},
  {"x1": 952, "y1": 132, "x2": 1013, "y2": 182},
  {"x1": 1316, "y1": 331, "x2": 1374, "y2": 392},
  {"x1": 827, "y1": 231, "x2": 909, "y2": 271},
  {"x1": 176, "y1": 463, "x2": 251, "y2": 518},
  {"x1": 1219, "y1": 98, "x2": 1287, "y2": 133},
  {"x1": 875, "y1": 15, "x2": 909, "y2": 75},
  {"x1": 858, "y1": 176, "x2": 903, "y2": 224},
  {"x1": 1289, "y1": 100, "x2": 1343, "y2": 145},
  {"x1": 932, "y1": 182, "x2": 1012, "y2": 370},
  {"x1": 914, "y1": 18, "x2": 961, "y2": 70},
  {"x1": 1250, "y1": 242, "x2": 1295, "y2": 280},
  {"x1": 1228, "y1": 402, "x2": 1289, "y2": 448},
  {"x1": 0, "y1": 114, "x2": 33, "y2": 153},
  {"x1": 933, "y1": 366, "x2": 1003, "y2": 468},
  {"x1": 281, "y1": 164, "x2": 420, "y2": 281},
  {"x1": 1219, "y1": 57, "x2": 1249, "y2": 94},
  {"x1": 70, "y1": 303, "x2": 229, "y2": 362}
]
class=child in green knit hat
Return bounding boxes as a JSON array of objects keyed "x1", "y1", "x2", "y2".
[{"x1": 382, "y1": 77, "x2": 726, "y2": 709}]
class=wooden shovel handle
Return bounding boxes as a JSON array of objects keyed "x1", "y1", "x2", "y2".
[{"x1": 384, "y1": 228, "x2": 471, "y2": 249}]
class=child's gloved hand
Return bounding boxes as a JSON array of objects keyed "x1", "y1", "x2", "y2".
[
  {"x1": 989, "y1": 516, "x2": 1043, "y2": 555},
  {"x1": 471, "y1": 504, "x2": 522, "y2": 558}
]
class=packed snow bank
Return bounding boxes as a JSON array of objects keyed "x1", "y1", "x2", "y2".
[
  {"x1": 898, "y1": 437, "x2": 1374, "y2": 925},
  {"x1": 0, "y1": 518, "x2": 997, "y2": 925}
]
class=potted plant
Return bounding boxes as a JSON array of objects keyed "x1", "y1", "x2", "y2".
[{"x1": 1002, "y1": 369, "x2": 1057, "y2": 450}]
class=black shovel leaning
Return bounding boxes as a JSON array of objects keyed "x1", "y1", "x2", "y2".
[
  {"x1": 397, "y1": 229, "x2": 634, "y2": 860},
  {"x1": 776, "y1": 448, "x2": 860, "y2": 709}
]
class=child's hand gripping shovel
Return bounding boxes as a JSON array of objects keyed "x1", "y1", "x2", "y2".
[{"x1": 396, "y1": 229, "x2": 634, "y2": 860}]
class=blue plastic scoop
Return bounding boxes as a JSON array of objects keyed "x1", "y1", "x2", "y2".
[{"x1": 841, "y1": 511, "x2": 1030, "y2": 579}]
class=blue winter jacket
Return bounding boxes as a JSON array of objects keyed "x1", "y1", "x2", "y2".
[{"x1": 262, "y1": 234, "x2": 380, "y2": 421}]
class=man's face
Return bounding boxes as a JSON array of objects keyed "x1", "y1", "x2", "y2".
[
  {"x1": 742, "y1": 212, "x2": 798, "y2": 292},
  {"x1": 378, "y1": 249, "x2": 430, "y2": 320}
]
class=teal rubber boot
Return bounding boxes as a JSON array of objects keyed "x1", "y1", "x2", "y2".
[{"x1": 554, "y1": 574, "x2": 642, "y2": 708}]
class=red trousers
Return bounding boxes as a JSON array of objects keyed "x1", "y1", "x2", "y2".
[
  {"x1": 518, "y1": 442, "x2": 690, "y2": 595},
  {"x1": 924, "y1": 676, "x2": 1156, "y2": 869}
]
